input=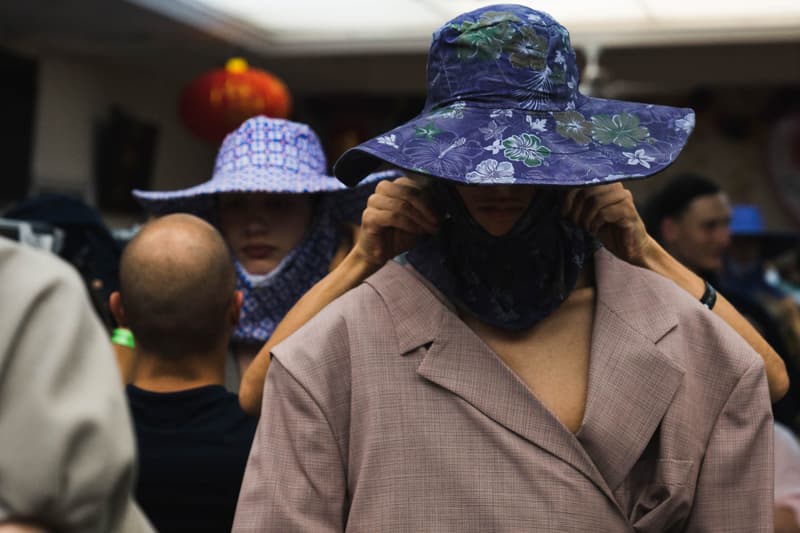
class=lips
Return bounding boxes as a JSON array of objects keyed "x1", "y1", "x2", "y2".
[{"x1": 242, "y1": 245, "x2": 276, "y2": 259}]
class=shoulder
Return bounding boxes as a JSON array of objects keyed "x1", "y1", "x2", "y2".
[
  {"x1": 597, "y1": 250, "x2": 763, "y2": 381},
  {"x1": 271, "y1": 261, "x2": 409, "y2": 383},
  {"x1": 0, "y1": 238, "x2": 91, "y2": 355},
  {"x1": 0, "y1": 237, "x2": 85, "y2": 297}
]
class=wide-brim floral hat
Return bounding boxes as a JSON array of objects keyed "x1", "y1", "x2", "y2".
[
  {"x1": 134, "y1": 116, "x2": 396, "y2": 216},
  {"x1": 335, "y1": 5, "x2": 695, "y2": 187}
]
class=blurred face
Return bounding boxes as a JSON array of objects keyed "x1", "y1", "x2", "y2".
[
  {"x1": 664, "y1": 192, "x2": 732, "y2": 274},
  {"x1": 218, "y1": 193, "x2": 314, "y2": 275},
  {"x1": 455, "y1": 184, "x2": 537, "y2": 236}
]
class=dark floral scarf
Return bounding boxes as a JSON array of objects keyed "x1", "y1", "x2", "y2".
[{"x1": 407, "y1": 184, "x2": 592, "y2": 331}]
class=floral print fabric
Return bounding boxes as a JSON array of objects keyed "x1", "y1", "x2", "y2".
[{"x1": 335, "y1": 4, "x2": 694, "y2": 187}]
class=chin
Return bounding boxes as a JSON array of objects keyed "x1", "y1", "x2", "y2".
[
  {"x1": 485, "y1": 223, "x2": 517, "y2": 237},
  {"x1": 242, "y1": 261, "x2": 277, "y2": 276}
]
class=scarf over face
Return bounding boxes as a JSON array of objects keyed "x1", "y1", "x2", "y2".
[{"x1": 407, "y1": 184, "x2": 593, "y2": 331}]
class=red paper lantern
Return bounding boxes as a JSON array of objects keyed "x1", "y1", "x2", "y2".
[{"x1": 179, "y1": 58, "x2": 292, "y2": 144}]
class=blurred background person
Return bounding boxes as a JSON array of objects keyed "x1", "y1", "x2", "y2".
[
  {"x1": 645, "y1": 176, "x2": 800, "y2": 430},
  {"x1": 643, "y1": 173, "x2": 732, "y2": 280},
  {"x1": 723, "y1": 204, "x2": 800, "y2": 429},
  {"x1": 1, "y1": 194, "x2": 137, "y2": 381},
  {"x1": 110, "y1": 213, "x2": 254, "y2": 533},
  {"x1": 133, "y1": 116, "x2": 394, "y2": 392},
  {"x1": 0, "y1": 235, "x2": 152, "y2": 532}
]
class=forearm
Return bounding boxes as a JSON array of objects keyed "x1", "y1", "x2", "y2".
[
  {"x1": 239, "y1": 249, "x2": 380, "y2": 415},
  {"x1": 639, "y1": 237, "x2": 789, "y2": 402}
]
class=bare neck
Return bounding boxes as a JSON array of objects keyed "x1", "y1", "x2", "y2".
[{"x1": 132, "y1": 348, "x2": 226, "y2": 393}]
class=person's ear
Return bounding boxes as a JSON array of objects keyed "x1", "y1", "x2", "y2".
[
  {"x1": 229, "y1": 290, "x2": 243, "y2": 326},
  {"x1": 661, "y1": 217, "x2": 679, "y2": 245},
  {"x1": 109, "y1": 292, "x2": 127, "y2": 327}
]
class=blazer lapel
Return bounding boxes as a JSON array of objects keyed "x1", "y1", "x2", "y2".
[
  {"x1": 576, "y1": 249, "x2": 685, "y2": 491},
  {"x1": 368, "y1": 254, "x2": 685, "y2": 503},
  {"x1": 368, "y1": 263, "x2": 612, "y2": 494},
  {"x1": 416, "y1": 299, "x2": 614, "y2": 501}
]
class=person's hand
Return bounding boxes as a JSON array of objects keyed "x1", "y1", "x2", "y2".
[
  {"x1": 351, "y1": 177, "x2": 440, "y2": 268},
  {"x1": 563, "y1": 183, "x2": 654, "y2": 267}
]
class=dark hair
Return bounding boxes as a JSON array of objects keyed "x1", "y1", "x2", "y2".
[{"x1": 642, "y1": 173, "x2": 721, "y2": 243}]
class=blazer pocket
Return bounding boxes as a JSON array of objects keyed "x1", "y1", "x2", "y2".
[{"x1": 629, "y1": 459, "x2": 695, "y2": 532}]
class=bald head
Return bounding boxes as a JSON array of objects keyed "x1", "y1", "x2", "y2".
[{"x1": 119, "y1": 214, "x2": 236, "y2": 359}]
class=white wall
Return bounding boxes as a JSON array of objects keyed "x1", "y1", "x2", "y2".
[{"x1": 31, "y1": 54, "x2": 217, "y2": 215}]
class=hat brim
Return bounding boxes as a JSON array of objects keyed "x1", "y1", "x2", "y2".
[
  {"x1": 335, "y1": 95, "x2": 694, "y2": 187},
  {"x1": 134, "y1": 169, "x2": 398, "y2": 216}
]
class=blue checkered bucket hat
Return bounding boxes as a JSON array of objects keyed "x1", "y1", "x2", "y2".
[
  {"x1": 335, "y1": 4, "x2": 695, "y2": 187},
  {"x1": 134, "y1": 116, "x2": 395, "y2": 216}
]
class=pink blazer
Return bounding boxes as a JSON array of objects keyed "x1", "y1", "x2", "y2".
[{"x1": 234, "y1": 249, "x2": 774, "y2": 532}]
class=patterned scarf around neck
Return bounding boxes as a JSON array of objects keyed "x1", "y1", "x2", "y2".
[{"x1": 232, "y1": 196, "x2": 342, "y2": 345}]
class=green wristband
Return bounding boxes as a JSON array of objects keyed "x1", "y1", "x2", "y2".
[{"x1": 111, "y1": 328, "x2": 135, "y2": 349}]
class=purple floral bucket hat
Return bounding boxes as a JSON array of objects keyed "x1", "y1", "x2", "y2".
[
  {"x1": 134, "y1": 116, "x2": 396, "y2": 217},
  {"x1": 335, "y1": 4, "x2": 695, "y2": 187}
]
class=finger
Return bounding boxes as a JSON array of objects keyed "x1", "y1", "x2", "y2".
[
  {"x1": 368, "y1": 194, "x2": 439, "y2": 233},
  {"x1": 375, "y1": 180, "x2": 440, "y2": 226},
  {"x1": 576, "y1": 187, "x2": 632, "y2": 231},
  {"x1": 362, "y1": 206, "x2": 431, "y2": 236},
  {"x1": 388, "y1": 178, "x2": 438, "y2": 224},
  {"x1": 585, "y1": 198, "x2": 633, "y2": 235},
  {"x1": 566, "y1": 183, "x2": 626, "y2": 222},
  {"x1": 394, "y1": 176, "x2": 426, "y2": 190},
  {"x1": 569, "y1": 184, "x2": 628, "y2": 228}
]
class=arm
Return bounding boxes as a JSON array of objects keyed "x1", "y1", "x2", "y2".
[
  {"x1": 640, "y1": 238, "x2": 789, "y2": 402},
  {"x1": 565, "y1": 184, "x2": 789, "y2": 401},
  {"x1": 239, "y1": 177, "x2": 439, "y2": 415},
  {"x1": 233, "y1": 359, "x2": 346, "y2": 532},
  {"x1": 775, "y1": 423, "x2": 800, "y2": 533},
  {"x1": 684, "y1": 361, "x2": 774, "y2": 532}
]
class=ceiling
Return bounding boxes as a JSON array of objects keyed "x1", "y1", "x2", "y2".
[
  {"x1": 1, "y1": 0, "x2": 798, "y2": 96},
  {"x1": 0, "y1": 0, "x2": 236, "y2": 72},
  {"x1": 130, "y1": 0, "x2": 800, "y2": 55}
]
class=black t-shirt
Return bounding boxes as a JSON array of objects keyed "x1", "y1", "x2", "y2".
[{"x1": 127, "y1": 384, "x2": 257, "y2": 533}]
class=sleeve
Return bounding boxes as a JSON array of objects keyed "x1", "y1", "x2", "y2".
[
  {"x1": 774, "y1": 423, "x2": 800, "y2": 523},
  {"x1": 0, "y1": 254, "x2": 152, "y2": 532},
  {"x1": 232, "y1": 359, "x2": 347, "y2": 532},
  {"x1": 685, "y1": 361, "x2": 774, "y2": 532}
]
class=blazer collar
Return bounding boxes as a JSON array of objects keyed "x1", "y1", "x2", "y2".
[
  {"x1": 367, "y1": 251, "x2": 685, "y2": 495},
  {"x1": 365, "y1": 260, "x2": 443, "y2": 354},
  {"x1": 575, "y1": 248, "x2": 685, "y2": 491}
]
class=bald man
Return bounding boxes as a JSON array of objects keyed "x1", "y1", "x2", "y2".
[{"x1": 109, "y1": 214, "x2": 256, "y2": 533}]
